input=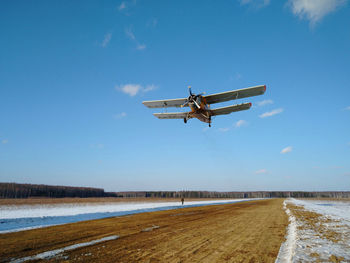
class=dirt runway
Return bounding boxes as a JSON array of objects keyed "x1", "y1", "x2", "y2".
[{"x1": 0, "y1": 199, "x2": 288, "y2": 263}]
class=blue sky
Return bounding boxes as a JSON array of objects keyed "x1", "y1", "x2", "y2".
[{"x1": 1, "y1": 0, "x2": 349, "y2": 191}]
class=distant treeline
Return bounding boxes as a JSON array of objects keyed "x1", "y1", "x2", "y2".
[
  {"x1": 0, "y1": 183, "x2": 118, "y2": 198},
  {"x1": 117, "y1": 191, "x2": 350, "y2": 199},
  {"x1": 1, "y1": 183, "x2": 350, "y2": 199}
]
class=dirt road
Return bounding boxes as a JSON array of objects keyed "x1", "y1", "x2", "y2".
[{"x1": 0, "y1": 199, "x2": 288, "y2": 263}]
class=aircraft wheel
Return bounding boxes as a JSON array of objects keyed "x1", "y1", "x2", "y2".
[{"x1": 184, "y1": 118, "x2": 187, "y2": 124}]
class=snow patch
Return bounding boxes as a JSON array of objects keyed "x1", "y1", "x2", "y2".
[
  {"x1": 10, "y1": 235, "x2": 119, "y2": 263},
  {"x1": 277, "y1": 198, "x2": 350, "y2": 262},
  {"x1": 275, "y1": 199, "x2": 296, "y2": 263}
]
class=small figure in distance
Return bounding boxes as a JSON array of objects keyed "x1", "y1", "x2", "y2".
[{"x1": 181, "y1": 197, "x2": 184, "y2": 205}]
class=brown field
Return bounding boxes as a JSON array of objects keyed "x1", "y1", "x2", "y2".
[{"x1": 0, "y1": 199, "x2": 288, "y2": 263}]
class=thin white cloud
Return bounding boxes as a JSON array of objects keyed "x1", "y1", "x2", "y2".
[
  {"x1": 118, "y1": 2, "x2": 126, "y2": 11},
  {"x1": 288, "y1": 0, "x2": 347, "y2": 25},
  {"x1": 313, "y1": 165, "x2": 343, "y2": 170},
  {"x1": 118, "y1": 84, "x2": 141, "y2": 96},
  {"x1": 90, "y1": 143, "x2": 104, "y2": 149},
  {"x1": 125, "y1": 27, "x2": 146, "y2": 51},
  {"x1": 114, "y1": 112, "x2": 127, "y2": 119},
  {"x1": 235, "y1": 72, "x2": 242, "y2": 80},
  {"x1": 240, "y1": 0, "x2": 271, "y2": 8},
  {"x1": 281, "y1": 146, "x2": 293, "y2": 154},
  {"x1": 235, "y1": 120, "x2": 248, "y2": 128},
  {"x1": 259, "y1": 108, "x2": 284, "y2": 118},
  {"x1": 101, "y1": 33, "x2": 112, "y2": 48},
  {"x1": 257, "y1": 99, "x2": 273, "y2": 107},
  {"x1": 136, "y1": 44, "x2": 146, "y2": 50},
  {"x1": 143, "y1": 84, "x2": 157, "y2": 92},
  {"x1": 218, "y1": 128, "x2": 230, "y2": 132},
  {"x1": 116, "y1": 84, "x2": 158, "y2": 96},
  {"x1": 345, "y1": 106, "x2": 350, "y2": 110},
  {"x1": 147, "y1": 18, "x2": 158, "y2": 27},
  {"x1": 255, "y1": 169, "x2": 268, "y2": 174},
  {"x1": 2, "y1": 139, "x2": 8, "y2": 144},
  {"x1": 125, "y1": 27, "x2": 135, "y2": 40}
]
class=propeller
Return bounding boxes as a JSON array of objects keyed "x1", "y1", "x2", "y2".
[{"x1": 181, "y1": 86, "x2": 202, "y2": 109}]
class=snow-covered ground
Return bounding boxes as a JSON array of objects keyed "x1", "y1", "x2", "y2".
[
  {"x1": 0, "y1": 198, "x2": 258, "y2": 233},
  {"x1": 276, "y1": 198, "x2": 350, "y2": 263}
]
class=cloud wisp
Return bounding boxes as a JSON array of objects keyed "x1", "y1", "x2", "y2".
[
  {"x1": 101, "y1": 33, "x2": 112, "y2": 48},
  {"x1": 218, "y1": 128, "x2": 230, "y2": 132},
  {"x1": 118, "y1": 2, "x2": 126, "y2": 11},
  {"x1": 235, "y1": 120, "x2": 248, "y2": 128},
  {"x1": 116, "y1": 84, "x2": 157, "y2": 97},
  {"x1": 125, "y1": 27, "x2": 135, "y2": 40},
  {"x1": 257, "y1": 99, "x2": 273, "y2": 107},
  {"x1": 125, "y1": 27, "x2": 146, "y2": 51},
  {"x1": 136, "y1": 44, "x2": 146, "y2": 50},
  {"x1": 288, "y1": 0, "x2": 347, "y2": 25},
  {"x1": 90, "y1": 143, "x2": 104, "y2": 149},
  {"x1": 255, "y1": 169, "x2": 268, "y2": 174},
  {"x1": 147, "y1": 18, "x2": 158, "y2": 27},
  {"x1": 240, "y1": 0, "x2": 271, "y2": 8},
  {"x1": 218, "y1": 119, "x2": 248, "y2": 132},
  {"x1": 113, "y1": 112, "x2": 127, "y2": 119},
  {"x1": 1, "y1": 139, "x2": 8, "y2": 144},
  {"x1": 281, "y1": 146, "x2": 293, "y2": 154},
  {"x1": 259, "y1": 108, "x2": 284, "y2": 118}
]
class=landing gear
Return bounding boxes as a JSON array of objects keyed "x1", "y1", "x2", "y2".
[
  {"x1": 209, "y1": 123, "x2": 211, "y2": 127},
  {"x1": 209, "y1": 116, "x2": 211, "y2": 127},
  {"x1": 184, "y1": 118, "x2": 187, "y2": 124}
]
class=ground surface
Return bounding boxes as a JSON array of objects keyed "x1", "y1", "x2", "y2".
[{"x1": 0, "y1": 199, "x2": 287, "y2": 263}]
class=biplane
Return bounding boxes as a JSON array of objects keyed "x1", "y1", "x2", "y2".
[{"x1": 142, "y1": 85, "x2": 266, "y2": 127}]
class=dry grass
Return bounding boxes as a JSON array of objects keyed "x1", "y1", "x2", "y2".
[{"x1": 0, "y1": 199, "x2": 288, "y2": 263}]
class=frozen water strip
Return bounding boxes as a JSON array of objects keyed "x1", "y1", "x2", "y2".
[
  {"x1": 0, "y1": 199, "x2": 261, "y2": 233},
  {"x1": 275, "y1": 199, "x2": 297, "y2": 263},
  {"x1": 10, "y1": 235, "x2": 119, "y2": 263},
  {"x1": 0, "y1": 199, "x2": 259, "y2": 219}
]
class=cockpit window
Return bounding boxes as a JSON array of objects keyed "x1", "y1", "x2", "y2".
[{"x1": 196, "y1": 96, "x2": 202, "y2": 105}]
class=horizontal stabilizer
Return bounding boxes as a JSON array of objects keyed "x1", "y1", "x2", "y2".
[
  {"x1": 143, "y1": 98, "x2": 188, "y2": 108},
  {"x1": 210, "y1": 103, "x2": 251, "y2": 116},
  {"x1": 153, "y1": 112, "x2": 188, "y2": 119},
  {"x1": 204, "y1": 85, "x2": 266, "y2": 104}
]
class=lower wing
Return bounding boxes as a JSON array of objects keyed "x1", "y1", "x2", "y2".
[
  {"x1": 210, "y1": 103, "x2": 251, "y2": 116},
  {"x1": 153, "y1": 112, "x2": 188, "y2": 119}
]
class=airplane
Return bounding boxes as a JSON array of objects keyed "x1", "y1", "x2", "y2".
[{"x1": 142, "y1": 85, "x2": 266, "y2": 127}]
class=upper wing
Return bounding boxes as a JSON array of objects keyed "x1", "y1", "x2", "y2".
[
  {"x1": 204, "y1": 85, "x2": 266, "y2": 105},
  {"x1": 143, "y1": 98, "x2": 188, "y2": 108},
  {"x1": 210, "y1": 103, "x2": 251, "y2": 116},
  {"x1": 153, "y1": 112, "x2": 188, "y2": 119}
]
